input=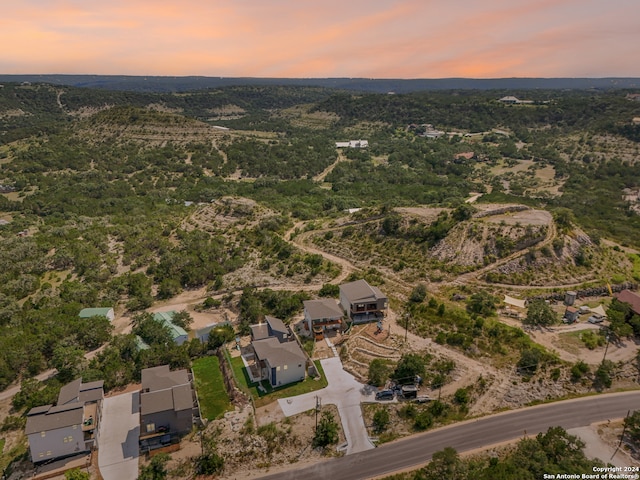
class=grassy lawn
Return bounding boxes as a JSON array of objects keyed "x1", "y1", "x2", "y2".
[
  {"x1": 229, "y1": 355, "x2": 328, "y2": 408},
  {"x1": 192, "y1": 356, "x2": 233, "y2": 421},
  {"x1": 0, "y1": 438, "x2": 4, "y2": 454}
]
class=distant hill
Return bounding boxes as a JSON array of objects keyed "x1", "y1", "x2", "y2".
[{"x1": 1, "y1": 74, "x2": 639, "y2": 93}]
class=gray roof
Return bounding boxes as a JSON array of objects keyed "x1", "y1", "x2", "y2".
[
  {"x1": 252, "y1": 337, "x2": 306, "y2": 368},
  {"x1": 58, "y1": 378, "x2": 82, "y2": 405},
  {"x1": 58, "y1": 378, "x2": 104, "y2": 405},
  {"x1": 303, "y1": 299, "x2": 343, "y2": 320},
  {"x1": 340, "y1": 279, "x2": 387, "y2": 303},
  {"x1": 265, "y1": 316, "x2": 287, "y2": 335},
  {"x1": 25, "y1": 378, "x2": 104, "y2": 435},
  {"x1": 140, "y1": 365, "x2": 193, "y2": 415},
  {"x1": 142, "y1": 365, "x2": 190, "y2": 392},
  {"x1": 251, "y1": 323, "x2": 270, "y2": 341},
  {"x1": 25, "y1": 404, "x2": 83, "y2": 435}
]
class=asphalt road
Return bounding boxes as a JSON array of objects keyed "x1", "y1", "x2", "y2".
[{"x1": 257, "y1": 390, "x2": 640, "y2": 480}]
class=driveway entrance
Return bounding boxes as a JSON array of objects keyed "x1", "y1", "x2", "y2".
[
  {"x1": 278, "y1": 357, "x2": 376, "y2": 455},
  {"x1": 98, "y1": 391, "x2": 140, "y2": 480}
]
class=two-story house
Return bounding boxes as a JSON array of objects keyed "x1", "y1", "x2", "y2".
[
  {"x1": 139, "y1": 365, "x2": 199, "y2": 452},
  {"x1": 25, "y1": 379, "x2": 104, "y2": 464},
  {"x1": 303, "y1": 299, "x2": 344, "y2": 340},
  {"x1": 339, "y1": 279, "x2": 388, "y2": 324},
  {"x1": 247, "y1": 316, "x2": 306, "y2": 387}
]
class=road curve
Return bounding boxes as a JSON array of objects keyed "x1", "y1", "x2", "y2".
[{"x1": 256, "y1": 390, "x2": 640, "y2": 480}]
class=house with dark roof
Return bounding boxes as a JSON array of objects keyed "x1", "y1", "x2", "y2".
[
  {"x1": 303, "y1": 299, "x2": 344, "y2": 340},
  {"x1": 247, "y1": 317, "x2": 306, "y2": 387},
  {"x1": 25, "y1": 379, "x2": 103, "y2": 463},
  {"x1": 615, "y1": 289, "x2": 640, "y2": 315},
  {"x1": 250, "y1": 315, "x2": 290, "y2": 343},
  {"x1": 139, "y1": 365, "x2": 199, "y2": 452},
  {"x1": 339, "y1": 279, "x2": 388, "y2": 324}
]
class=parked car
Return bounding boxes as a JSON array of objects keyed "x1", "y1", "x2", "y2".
[
  {"x1": 588, "y1": 315, "x2": 604, "y2": 324},
  {"x1": 414, "y1": 395, "x2": 433, "y2": 404},
  {"x1": 375, "y1": 390, "x2": 395, "y2": 401}
]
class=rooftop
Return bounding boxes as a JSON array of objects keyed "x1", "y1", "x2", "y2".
[
  {"x1": 252, "y1": 337, "x2": 306, "y2": 367},
  {"x1": 303, "y1": 299, "x2": 343, "y2": 319},
  {"x1": 340, "y1": 279, "x2": 387, "y2": 303},
  {"x1": 616, "y1": 289, "x2": 640, "y2": 315},
  {"x1": 153, "y1": 311, "x2": 188, "y2": 340}
]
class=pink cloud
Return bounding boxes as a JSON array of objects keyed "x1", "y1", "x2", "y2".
[{"x1": 0, "y1": 0, "x2": 638, "y2": 77}]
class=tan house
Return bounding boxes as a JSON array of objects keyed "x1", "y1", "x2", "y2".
[
  {"x1": 340, "y1": 279, "x2": 388, "y2": 324},
  {"x1": 25, "y1": 379, "x2": 103, "y2": 463}
]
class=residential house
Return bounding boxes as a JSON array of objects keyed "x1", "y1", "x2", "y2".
[
  {"x1": 153, "y1": 311, "x2": 189, "y2": 345},
  {"x1": 499, "y1": 95, "x2": 521, "y2": 104},
  {"x1": 303, "y1": 299, "x2": 344, "y2": 340},
  {"x1": 335, "y1": 140, "x2": 368, "y2": 148},
  {"x1": 247, "y1": 317, "x2": 306, "y2": 387},
  {"x1": 139, "y1": 365, "x2": 199, "y2": 451},
  {"x1": 251, "y1": 337, "x2": 306, "y2": 388},
  {"x1": 79, "y1": 307, "x2": 115, "y2": 322},
  {"x1": 339, "y1": 279, "x2": 388, "y2": 324},
  {"x1": 615, "y1": 289, "x2": 640, "y2": 315},
  {"x1": 25, "y1": 379, "x2": 104, "y2": 463},
  {"x1": 250, "y1": 315, "x2": 290, "y2": 343}
]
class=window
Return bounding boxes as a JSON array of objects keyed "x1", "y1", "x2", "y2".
[
  {"x1": 284, "y1": 365, "x2": 288, "y2": 370},
  {"x1": 276, "y1": 366, "x2": 281, "y2": 371},
  {"x1": 146, "y1": 423, "x2": 155, "y2": 433},
  {"x1": 40, "y1": 431, "x2": 46, "y2": 437}
]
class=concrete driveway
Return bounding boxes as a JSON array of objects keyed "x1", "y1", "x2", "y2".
[
  {"x1": 278, "y1": 357, "x2": 377, "y2": 455},
  {"x1": 98, "y1": 391, "x2": 140, "y2": 480}
]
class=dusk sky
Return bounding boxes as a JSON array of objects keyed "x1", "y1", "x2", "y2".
[{"x1": 2, "y1": 0, "x2": 639, "y2": 78}]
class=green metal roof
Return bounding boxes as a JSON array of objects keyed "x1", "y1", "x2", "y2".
[
  {"x1": 79, "y1": 307, "x2": 113, "y2": 318},
  {"x1": 153, "y1": 311, "x2": 188, "y2": 340}
]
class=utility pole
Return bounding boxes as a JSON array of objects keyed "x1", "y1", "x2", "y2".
[
  {"x1": 602, "y1": 329, "x2": 611, "y2": 364},
  {"x1": 315, "y1": 396, "x2": 321, "y2": 432},
  {"x1": 404, "y1": 314, "x2": 410, "y2": 343}
]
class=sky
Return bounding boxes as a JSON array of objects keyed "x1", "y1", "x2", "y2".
[{"x1": 1, "y1": 0, "x2": 639, "y2": 78}]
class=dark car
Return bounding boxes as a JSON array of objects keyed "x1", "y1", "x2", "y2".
[{"x1": 375, "y1": 390, "x2": 395, "y2": 400}]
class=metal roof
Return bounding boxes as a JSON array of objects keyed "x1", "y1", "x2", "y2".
[{"x1": 303, "y1": 299, "x2": 343, "y2": 319}]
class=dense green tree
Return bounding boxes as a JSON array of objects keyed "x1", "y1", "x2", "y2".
[
  {"x1": 138, "y1": 452, "x2": 170, "y2": 480},
  {"x1": 64, "y1": 469, "x2": 90, "y2": 480},
  {"x1": 368, "y1": 358, "x2": 393, "y2": 387},
  {"x1": 207, "y1": 324, "x2": 236, "y2": 350},
  {"x1": 409, "y1": 283, "x2": 428, "y2": 303},
  {"x1": 624, "y1": 410, "x2": 640, "y2": 443},
  {"x1": 373, "y1": 408, "x2": 391, "y2": 433},
  {"x1": 394, "y1": 353, "x2": 426, "y2": 383},
  {"x1": 523, "y1": 300, "x2": 557, "y2": 327},
  {"x1": 466, "y1": 291, "x2": 497, "y2": 316},
  {"x1": 313, "y1": 411, "x2": 339, "y2": 447}
]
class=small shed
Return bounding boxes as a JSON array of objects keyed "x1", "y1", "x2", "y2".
[
  {"x1": 563, "y1": 306, "x2": 580, "y2": 323},
  {"x1": 79, "y1": 307, "x2": 115, "y2": 322}
]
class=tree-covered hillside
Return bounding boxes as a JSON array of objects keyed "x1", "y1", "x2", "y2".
[{"x1": 0, "y1": 81, "x2": 639, "y2": 392}]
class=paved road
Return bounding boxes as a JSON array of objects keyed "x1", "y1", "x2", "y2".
[
  {"x1": 278, "y1": 357, "x2": 377, "y2": 455},
  {"x1": 261, "y1": 390, "x2": 640, "y2": 480},
  {"x1": 98, "y1": 391, "x2": 140, "y2": 480}
]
